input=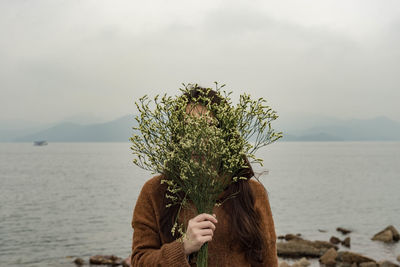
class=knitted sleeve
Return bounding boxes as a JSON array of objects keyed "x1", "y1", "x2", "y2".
[
  {"x1": 253, "y1": 182, "x2": 279, "y2": 267},
  {"x1": 131, "y1": 178, "x2": 191, "y2": 267}
]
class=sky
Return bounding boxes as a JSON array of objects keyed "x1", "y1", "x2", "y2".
[{"x1": 1, "y1": 0, "x2": 400, "y2": 125}]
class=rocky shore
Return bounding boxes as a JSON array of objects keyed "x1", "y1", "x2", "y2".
[
  {"x1": 277, "y1": 225, "x2": 400, "y2": 267},
  {"x1": 71, "y1": 225, "x2": 400, "y2": 266}
]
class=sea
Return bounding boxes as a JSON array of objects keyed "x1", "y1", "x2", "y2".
[{"x1": 0, "y1": 142, "x2": 399, "y2": 266}]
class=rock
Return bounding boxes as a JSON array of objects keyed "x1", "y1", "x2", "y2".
[
  {"x1": 320, "y1": 248, "x2": 338, "y2": 265},
  {"x1": 277, "y1": 241, "x2": 321, "y2": 258},
  {"x1": 330, "y1": 236, "x2": 341, "y2": 244},
  {"x1": 359, "y1": 262, "x2": 378, "y2": 267},
  {"x1": 122, "y1": 256, "x2": 131, "y2": 267},
  {"x1": 336, "y1": 251, "x2": 376, "y2": 265},
  {"x1": 387, "y1": 225, "x2": 400, "y2": 241},
  {"x1": 74, "y1": 258, "x2": 85, "y2": 266},
  {"x1": 297, "y1": 257, "x2": 311, "y2": 266},
  {"x1": 284, "y1": 234, "x2": 303, "y2": 241},
  {"x1": 319, "y1": 229, "x2": 328, "y2": 233},
  {"x1": 277, "y1": 239, "x2": 337, "y2": 258},
  {"x1": 372, "y1": 229, "x2": 394, "y2": 242},
  {"x1": 89, "y1": 255, "x2": 123, "y2": 265},
  {"x1": 325, "y1": 261, "x2": 337, "y2": 267},
  {"x1": 372, "y1": 225, "x2": 400, "y2": 243},
  {"x1": 337, "y1": 227, "x2": 352, "y2": 235},
  {"x1": 313, "y1": 240, "x2": 339, "y2": 250},
  {"x1": 336, "y1": 263, "x2": 353, "y2": 267},
  {"x1": 378, "y1": 260, "x2": 400, "y2": 267},
  {"x1": 342, "y1": 237, "x2": 351, "y2": 248},
  {"x1": 278, "y1": 261, "x2": 291, "y2": 267},
  {"x1": 292, "y1": 257, "x2": 311, "y2": 267}
]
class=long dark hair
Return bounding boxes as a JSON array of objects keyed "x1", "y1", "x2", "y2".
[{"x1": 159, "y1": 85, "x2": 269, "y2": 266}]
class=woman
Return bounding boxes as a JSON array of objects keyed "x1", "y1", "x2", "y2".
[{"x1": 131, "y1": 86, "x2": 278, "y2": 267}]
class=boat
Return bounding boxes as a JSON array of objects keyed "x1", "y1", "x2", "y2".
[{"x1": 34, "y1": 140, "x2": 48, "y2": 146}]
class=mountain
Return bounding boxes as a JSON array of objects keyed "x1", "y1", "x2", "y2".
[
  {"x1": 278, "y1": 115, "x2": 400, "y2": 141},
  {"x1": 13, "y1": 115, "x2": 138, "y2": 142},
  {"x1": 4, "y1": 114, "x2": 400, "y2": 142},
  {"x1": 280, "y1": 132, "x2": 344, "y2": 141},
  {"x1": 274, "y1": 112, "x2": 344, "y2": 134},
  {"x1": 0, "y1": 112, "x2": 110, "y2": 142},
  {"x1": 0, "y1": 119, "x2": 56, "y2": 142}
]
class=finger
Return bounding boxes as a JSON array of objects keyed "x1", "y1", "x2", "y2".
[
  {"x1": 199, "y1": 235, "x2": 213, "y2": 244},
  {"x1": 193, "y1": 213, "x2": 218, "y2": 224},
  {"x1": 195, "y1": 221, "x2": 216, "y2": 231},
  {"x1": 197, "y1": 228, "x2": 213, "y2": 236}
]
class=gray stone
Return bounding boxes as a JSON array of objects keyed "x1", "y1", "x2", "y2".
[
  {"x1": 284, "y1": 233, "x2": 303, "y2": 241},
  {"x1": 291, "y1": 259, "x2": 310, "y2": 267},
  {"x1": 298, "y1": 257, "x2": 311, "y2": 266},
  {"x1": 122, "y1": 256, "x2": 131, "y2": 267},
  {"x1": 278, "y1": 261, "x2": 290, "y2": 267},
  {"x1": 372, "y1": 230, "x2": 394, "y2": 242},
  {"x1": 372, "y1": 225, "x2": 400, "y2": 243},
  {"x1": 330, "y1": 236, "x2": 341, "y2": 244},
  {"x1": 342, "y1": 237, "x2": 351, "y2": 248},
  {"x1": 359, "y1": 262, "x2": 378, "y2": 267},
  {"x1": 277, "y1": 239, "x2": 337, "y2": 258},
  {"x1": 74, "y1": 258, "x2": 85, "y2": 266},
  {"x1": 337, "y1": 227, "x2": 352, "y2": 235},
  {"x1": 378, "y1": 260, "x2": 400, "y2": 267},
  {"x1": 320, "y1": 248, "x2": 338, "y2": 265},
  {"x1": 336, "y1": 251, "x2": 376, "y2": 264},
  {"x1": 89, "y1": 255, "x2": 123, "y2": 265}
]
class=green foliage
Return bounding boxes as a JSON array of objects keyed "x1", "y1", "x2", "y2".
[{"x1": 129, "y1": 82, "x2": 283, "y2": 266}]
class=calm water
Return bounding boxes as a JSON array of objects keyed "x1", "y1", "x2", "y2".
[{"x1": 1, "y1": 142, "x2": 399, "y2": 266}]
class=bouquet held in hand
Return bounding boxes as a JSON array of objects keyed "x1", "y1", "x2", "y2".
[{"x1": 130, "y1": 83, "x2": 282, "y2": 267}]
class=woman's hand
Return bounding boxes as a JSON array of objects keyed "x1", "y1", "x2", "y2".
[{"x1": 182, "y1": 213, "x2": 218, "y2": 256}]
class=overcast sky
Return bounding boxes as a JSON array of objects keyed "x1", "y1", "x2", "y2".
[{"x1": 1, "y1": 0, "x2": 399, "y2": 124}]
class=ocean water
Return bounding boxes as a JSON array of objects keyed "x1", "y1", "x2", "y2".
[{"x1": 0, "y1": 142, "x2": 399, "y2": 266}]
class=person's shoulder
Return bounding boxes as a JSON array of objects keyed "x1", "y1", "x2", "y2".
[
  {"x1": 143, "y1": 174, "x2": 164, "y2": 187},
  {"x1": 248, "y1": 178, "x2": 270, "y2": 203},
  {"x1": 134, "y1": 174, "x2": 165, "y2": 212},
  {"x1": 132, "y1": 174, "x2": 165, "y2": 228},
  {"x1": 141, "y1": 174, "x2": 164, "y2": 195},
  {"x1": 248, "y1": 178, "x2": 267, "y2": 194}
]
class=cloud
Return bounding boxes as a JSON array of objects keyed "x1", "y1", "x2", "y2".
[{"x1": 0, "y1": 0, "x2": 399, "y2": 123}]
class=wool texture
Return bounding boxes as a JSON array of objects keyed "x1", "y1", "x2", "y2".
[{"x1": 131, "y1": 174, "x2": 278, "y2": 267}]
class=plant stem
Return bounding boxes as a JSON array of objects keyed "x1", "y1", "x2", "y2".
[{"x1": 196, "y1": 243, "x2": 208, "y2": 267}]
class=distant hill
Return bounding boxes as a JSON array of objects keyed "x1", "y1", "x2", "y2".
[
  {"x1": 281, "y1": 132, "x2": 344, "y2": 141},
  {"x1": 3, "y1": 114, "x2": 400, "y2": 142},
  {"x1": 0, "y1": 119, "x2": 55, "y2": 142},
  {"x1": 13, "y1": 115, "x2": 138, "y2": 142},
  {"x1": 279, "y1": 115, "x2": 400, "y2": 141},
  {"x1": 0, "y1": 112, "x2": 112, "y2": 142}
]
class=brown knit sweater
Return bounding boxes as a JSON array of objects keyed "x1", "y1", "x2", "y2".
[{"x1": 131, "y1": 174, "x2": 278, "y2": 267}]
